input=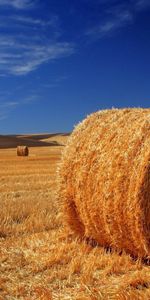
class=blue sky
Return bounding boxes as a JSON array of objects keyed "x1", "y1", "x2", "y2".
[{"x1": 0, "y1": 0, "x2": 150, "y2": 134}]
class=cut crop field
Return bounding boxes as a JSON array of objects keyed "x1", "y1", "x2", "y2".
[{"x1": 0, "y1": 143, "x2": 150, "y2": 300}]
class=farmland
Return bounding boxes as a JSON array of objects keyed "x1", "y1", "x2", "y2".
[{"x1": 0, "y1": 134, "x2": 150, "y2": 300}]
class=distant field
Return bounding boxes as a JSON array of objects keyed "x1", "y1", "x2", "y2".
[
  {"x1": 0, "y1": 136, "x2": 150, "y2": 299},
  {"x1": 0, "y1": 133, "x2": 70, "y2": 149}
]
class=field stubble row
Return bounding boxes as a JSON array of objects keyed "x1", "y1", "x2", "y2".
[{"x1": 0, "y1": 146, "x2": 150, "y2": 300}]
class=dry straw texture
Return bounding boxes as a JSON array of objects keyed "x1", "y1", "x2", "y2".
[
  {"x1": 58, "y1": 108, "x2": 150, "y2": 258},
  {"x1": 17, "y1": 145, "x2": 29, "y2": 156}
]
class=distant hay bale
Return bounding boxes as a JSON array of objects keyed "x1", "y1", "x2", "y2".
[
  {"x1": 17, "y1": 146, "x2": 29, "y2": 156},
  {"x1": 58, "y1": 108, "x2": 150, "y2": 258}
]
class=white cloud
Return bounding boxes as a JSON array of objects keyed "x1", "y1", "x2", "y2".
[
  {"x1": 0, "y1": 12, "x2": 74, "y2": 76},
  {"x1": 0, "y1": 0, "x2": 34, "y2": 9},
  {"x1": 0, "y1": 101, "x2": 19, "y2": 121},
  {"x1": 0, "y1": 94, "x2": 40, "y2": 121},
  {"x1": 13, "y1": 15, "x2": 59, "y2": 27},
  {"x1": 0, "y1": 37, "x2": 74, "y2": 75},
  {"x1": 41, "y1": 75, "x2": 69, "y2": 89},
  {"x1": 0, "y1": 101, "x2": 19, "y2": 108},
  {"x1": 134, "y1": 0, "x2": 150, "y2": 9},
  {"x1": 86, "y1": 0, "x2": 150, "y2": 39},
  {"x1": 87, "y1": 9, "x2": 133, "y2": 37},
  {"x1": 0, "y1": 15, "x2": 60, "y2": 40}
]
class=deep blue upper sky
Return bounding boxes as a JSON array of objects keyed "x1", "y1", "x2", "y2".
[{"x1": 0, "y1": 0, "x2": 150, "y2": 134}]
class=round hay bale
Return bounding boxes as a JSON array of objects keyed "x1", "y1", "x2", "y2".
[
  {"x1": 58, "y1": 108, "x2": 150, "y2": 257},
  {"x1": 17, "y1": 145, "x2": 29, "y2": 156}
]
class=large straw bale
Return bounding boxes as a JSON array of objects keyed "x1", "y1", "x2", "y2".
[
  {"x1": 17, "y1": 145, "x2": 29, "y2": 156},
  {"x1": 58, "y1": 108, "x2": 150, "y2": 257}
]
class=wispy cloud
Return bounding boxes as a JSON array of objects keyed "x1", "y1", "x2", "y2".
[
  {"x1": 21, "y1": 94, "x2": 40, "y2": 104},
  {"x1": 135, "y1": 0, "x2": 150, "y2": 10},
  {"x1": 87, "y1": 10, "x2": 133, "y2": 37},
  {"x1": 86, "y1": 0, "x2": 150, "y2": 39},
  {"x1": 13, "y1": 15, "x2": 59, "y2": 27},
  {"x1": 2, "y1": 40, "x2": 73, "y2": 75},
  {"x1": 0, "y1": 14, "x2": 60, "y2": 39},
  {"x1": 0, "y1": 0, "x2": 34, "y2": 9},
  {"x1": 0, "y1": 13, "x2": 74, "y2": 76},
  {"x1": 0, "y1": 101, "x2": 19, "y2": 120},
  {"x1": 41, "y1": 75, "x2": 69, "y2": 89},
  {"x1": 0, "y1": 93, "x2": 39, "y2": 120},
  {"x1": 0, "y1": 101, "x2": 19, "y2": 108}
]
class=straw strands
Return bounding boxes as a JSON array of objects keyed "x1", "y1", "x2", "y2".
[
  {"x1": 17, "y1": 145, "x2": 29, "y2": 156},
  {"x1": 58, "y1": 108, "x2": 150, "y2": 258}
]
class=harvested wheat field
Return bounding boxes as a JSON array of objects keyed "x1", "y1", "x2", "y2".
[{"x1": 0, "y1": 130, "x2": 150, "y2": 300}]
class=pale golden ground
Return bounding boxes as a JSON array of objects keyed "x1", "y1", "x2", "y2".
[{"x1": 0, "y1": 142, "x2": 150, "y2": 300}]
